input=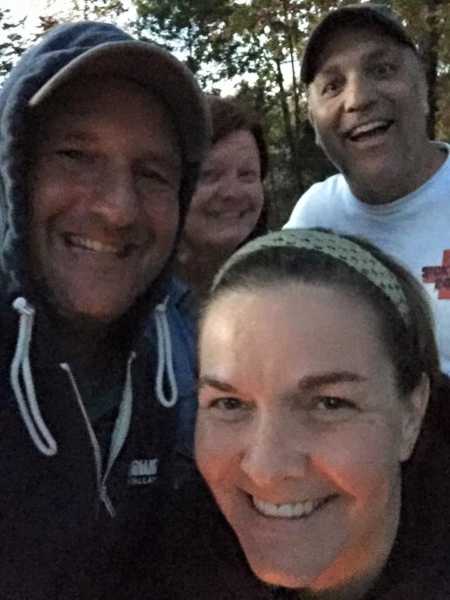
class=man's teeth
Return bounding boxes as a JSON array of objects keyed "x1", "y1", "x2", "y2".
[
  {"x1": 349, "y1": 120, "x2": 390, "y2": 138},
  {"x1": 68, "y1": 235, "x2": 121, "y2": 254},
  {"x1": 252, "y1": 497, "x2": 324, "y2": 519}
]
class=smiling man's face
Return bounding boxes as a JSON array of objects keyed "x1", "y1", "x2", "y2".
[
  {"x1": 307, "y1": 27, "x2": 430, "y2": 204},
  {"x1": 28, "y1": 75, "x2": 182, "y2": 324}
]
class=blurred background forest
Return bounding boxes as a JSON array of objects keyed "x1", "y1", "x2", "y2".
[{"x1": 1, "y1": 0, "x2": 449, "y2": 226}]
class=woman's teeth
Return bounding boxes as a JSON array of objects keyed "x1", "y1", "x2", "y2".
[{"x1": 252, "y1": 496, "x2": 328, "y2": 519}]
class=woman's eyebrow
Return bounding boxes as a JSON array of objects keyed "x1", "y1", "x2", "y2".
[
  {"x1": 198, "y1": 375, "x2": 237, "y2": 393},
  {"x1": 296, "y1": 371, "x2": 367, "y2": 392}
]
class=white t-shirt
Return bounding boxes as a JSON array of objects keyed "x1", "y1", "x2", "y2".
[{"x1": 285, "y1": 143, "x2": 450, "y2": 374}]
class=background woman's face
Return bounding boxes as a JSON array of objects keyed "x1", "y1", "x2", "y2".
[
  {"x1": 182, "y1": 129, "x2": 264, "y2": 254},
  {"x1": 196, "y1": 282, "x2": 425, "y2": 592}
]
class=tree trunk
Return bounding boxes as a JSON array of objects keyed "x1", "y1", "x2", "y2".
[
  {"x1": 274, "y1": 57, "x2": 303, "y2": 188},
  {"x1": 417, "y1": 0, "x2": 443, "y2": 138}
]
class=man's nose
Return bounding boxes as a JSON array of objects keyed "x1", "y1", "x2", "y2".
[
  {"x1": 240, "y1": 414, "x2": 309, "y2": 488},
  {"x1": 344, "y1": 73, "x2": 377, "y2": 113},
  {"x1": 90, "y1": 167, "x2": 138, "y2": 228}
]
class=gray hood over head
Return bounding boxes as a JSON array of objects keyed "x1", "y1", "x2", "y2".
[{"x1": 0, "y1": 21, "x2": 211, "y2": 298}]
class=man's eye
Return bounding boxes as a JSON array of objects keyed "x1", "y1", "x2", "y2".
[
  {"x1": 140, "y1": 170, "x2": 166, "y2": 182},
  {"x1": 322, "y1": 81, "x2": 340, "y2": 96},
  {"x1": 373, "y1": 62, "x2": 396, "y2": 78},
  {"x1": 56, "y1": 148, "x2": 89, "y2": 161},
  {"x1": 137, "y1": 169, "x2": 172, "y2": 191}
]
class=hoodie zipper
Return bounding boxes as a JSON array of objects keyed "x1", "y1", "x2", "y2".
[
  {"x1": 60, "y1": 363, "x2": 106, "y2": 513},
  {"x1": 60, "y1": 354, "x2": 136, "y2": 518}
]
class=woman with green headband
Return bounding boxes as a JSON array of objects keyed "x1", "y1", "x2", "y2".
[
  {"x1": 93, "y1": 229, "x2": 450, "y2": 599},
  {"x1": 192, "y1": 229, "x2": 450, "y2": 599}
]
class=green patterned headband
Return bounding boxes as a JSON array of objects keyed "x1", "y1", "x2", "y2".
[{"x1": 213, "y1": 229, "x2": 410, "y2": 325}]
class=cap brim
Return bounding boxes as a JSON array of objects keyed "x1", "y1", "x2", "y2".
[{"x1": 29, "y1": 41, "x2": 210, "y2": 164}]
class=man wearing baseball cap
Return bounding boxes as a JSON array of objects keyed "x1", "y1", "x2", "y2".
[
  {"x1": 285, "y1": 3, "x2": 450, "y2": 374},
  {"x1": 0, "y1": 21, "x2": 209, "y2": 599}
]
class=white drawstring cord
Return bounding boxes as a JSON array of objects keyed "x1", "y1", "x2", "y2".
[
  {"x1": 154, "y1": 297, "x2": 178, "y2": 408},
  {"x1": 10, "y1": 297, "x2": 58, "y2": 456}
]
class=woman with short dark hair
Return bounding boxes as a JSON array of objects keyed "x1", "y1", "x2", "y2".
[
  {"x1": 176, "y1": 94, "x2": 269, "y2": 303},
  {"x1": 154, "y1": 94, "x2": 270, "y2": 461}
]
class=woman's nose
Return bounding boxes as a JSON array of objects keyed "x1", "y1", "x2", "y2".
[{"x1": 240, "y1": 414, "x2": 310, "y2": 488}]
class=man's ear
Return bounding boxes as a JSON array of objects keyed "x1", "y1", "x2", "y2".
[
  {"x1": 307, "y1": 106, "x2": 322, "y2": 147},
  {"x1": 422, "y1": 90, "x2": 430, "y2": 117},
  {"x1": 415, "y1": 59, "x2": 430, "y2": 117},
  {"x1": 399, "y1": 373, "x2": 430, "y2": 462},
  {"x1": 307, "y1": 102, "x2": 314, "y2": 127},
  {"x1": 419, "y1": 75, "x2": 430, "y2": 117}
]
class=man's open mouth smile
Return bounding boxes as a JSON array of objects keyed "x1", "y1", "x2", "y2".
[{"x1": 63, "y1": 233, "x2": 137, "y2": 258}]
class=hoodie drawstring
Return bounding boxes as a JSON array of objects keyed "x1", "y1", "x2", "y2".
[
  {"x1": 10, "y1": 297, "x2": 58, "y2": 456},
  {"x1": 154, "y1": 298, "x2": 178, "y2": 408}
]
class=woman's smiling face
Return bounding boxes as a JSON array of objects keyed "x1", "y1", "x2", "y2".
[
  {"x1": 196, "y1": 282, "x2": 426, "y2": 593},
  {"x1": 182, "y1": 129, "x2": 264, "y2": 255}
]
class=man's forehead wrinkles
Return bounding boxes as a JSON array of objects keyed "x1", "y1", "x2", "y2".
[
  {"x1": 315, "y1": 65, "x2": 341, "y2": 81},
  {"x1": 36, "y1": 107, "x2": 182, "y2": 169},
  {"x1": 40, "y1": 128, "x2": 94, "y2": 143},
  {"x1": 317, "y1": 44, "x2": 398, "y2": 75}
]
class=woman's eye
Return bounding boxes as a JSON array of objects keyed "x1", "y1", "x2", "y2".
[
  {"x1": 199, "y1": 168, "x2": 218, "y2": 183},
  {"x1": 311, "y1": 396, "x2": 357, "y2": 421},
  {"x1": 317, "y1": 396, "x2": 354, "y2": 410},
  {"x1": 239, "y1": 169, "x2": 258, "y2": 182},
  {"x1": 199, "y1": 394, "x2": 251, "y2": 422},
  {"x1": 211, "y1": 397, "x2": 244, "y2": 411}
]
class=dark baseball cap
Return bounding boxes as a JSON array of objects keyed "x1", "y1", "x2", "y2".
[
  {"x1": 28, "y1": 22, "x2": 211, "y2": 166},
  {"x1": 301, "y1": 3, "x2": 418, "y2": 85}
]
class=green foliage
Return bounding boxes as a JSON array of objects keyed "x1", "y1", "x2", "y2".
[
  {"x1": 132, "y1": 0, "x2": 237, "y2": 75},
  {"x1": 131, "y1": 0, "x2": 340, "y2": 224},
  {"x1": 70, "y1": 0, "x2": 127, "y2": 20},
  {"x1": 392, "y1": 0, "x2": 450, "y2": 138},
  {"x1": 129, "y1": 0, "x2": 450, "y2": 224},
  {"x1": 2, "y1": 0, "x2": 449, "y2": 224},
  {"x1": 36, "y1": 0, "x2": 127, "y2": 25},
  {"x1": 0, "y1": 8, "x2": 28, "y2": 79}
]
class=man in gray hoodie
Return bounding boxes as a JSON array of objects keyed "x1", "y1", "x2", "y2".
[{"x1": 0, "y1": 20, "x2": 209, "y2": 599}]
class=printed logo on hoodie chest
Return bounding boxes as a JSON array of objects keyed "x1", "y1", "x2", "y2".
[{"x1": 127, "y1": 458, "x2": 159, "y2": 486}]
